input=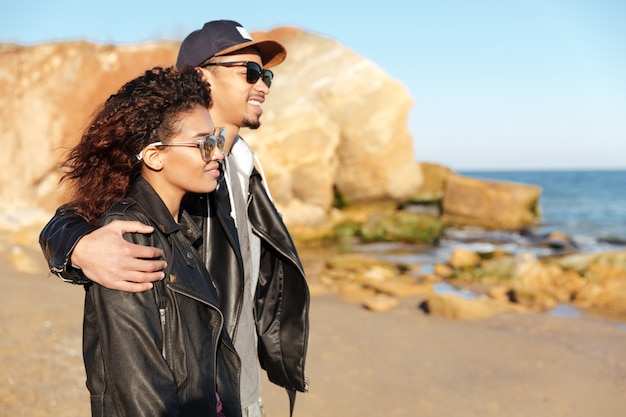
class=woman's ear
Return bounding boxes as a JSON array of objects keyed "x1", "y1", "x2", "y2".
[{"x1": 142, "y1": 147, "x2": 164, "y2": 171}]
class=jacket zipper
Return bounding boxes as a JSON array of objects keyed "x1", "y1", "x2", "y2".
[
  {"x1": 159, "y1": 307, "x2": 166, "y2": 360},
  {"x1": 153, "y1": 279, "x2": 167, "y2": 360}
]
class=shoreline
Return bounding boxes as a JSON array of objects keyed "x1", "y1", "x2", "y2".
[{"x1": 2, "y1": 243, "x2": 626, "y2": 417}]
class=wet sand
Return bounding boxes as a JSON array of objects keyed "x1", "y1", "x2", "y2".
[{"x1": 2, "y1": 244, "x2": 626, "y2": 417}]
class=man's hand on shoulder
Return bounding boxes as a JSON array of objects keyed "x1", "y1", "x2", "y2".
[{"x1": 71, "y1": 220, "x2": 166, "y2": 292}]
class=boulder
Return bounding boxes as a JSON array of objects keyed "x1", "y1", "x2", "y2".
[
  {"x1": 421, "y1": 293, "x2": 520, "y2": 320},
  {"x1": 441, "y1": 173, "x2": 541, "y2": 230},
  {"x1": 448, "y1": 248, "x2": 482, "y2": 269}
]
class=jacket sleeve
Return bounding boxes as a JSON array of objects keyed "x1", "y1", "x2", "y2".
[{"x1": 39, "y1": 205, "x2": 97, "y2": 284}]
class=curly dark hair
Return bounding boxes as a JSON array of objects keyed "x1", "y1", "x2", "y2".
[{"x1": 61, "y1": 65, "x2": 211, "y2": 224}]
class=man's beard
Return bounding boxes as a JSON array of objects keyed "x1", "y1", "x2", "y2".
[{"x1": 242, "y1": 116, "x2": 261, "y2": 130}]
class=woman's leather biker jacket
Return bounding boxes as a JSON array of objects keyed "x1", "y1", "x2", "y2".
[
  {"x1": 39, "y1": 168, "x2": 310, "y2": 407},
  {"x1": 83, "y1": 177, "x2": 241, "y2": 417}
]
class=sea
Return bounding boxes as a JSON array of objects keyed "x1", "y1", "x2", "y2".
[{"x1": 355, "y1": 169, "x2": 626, "y2": 268}]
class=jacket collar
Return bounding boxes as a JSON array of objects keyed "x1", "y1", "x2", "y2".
[{"x1": 127, "y1": 176, "x2": 202, "y2": 243}]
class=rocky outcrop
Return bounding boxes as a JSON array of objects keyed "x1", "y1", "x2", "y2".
[
  {"x1": 0, "y1": 27, "x2": 421, "y2": 229},
  {"x1": 304, "y1": 243, "x2": 626, "y2": 321},
  {"x1": 408, "y1": 163, "x2": 543, "y2": 230},
  {"x1": 247, "y1": 29, "x2": 421, "y2": 219},
  {"x1": 0, "y1": 41, "x2": 178, "y2": 213},
  {"x1": 441, "y1": 173, "x2": 542, "y2": 230}
]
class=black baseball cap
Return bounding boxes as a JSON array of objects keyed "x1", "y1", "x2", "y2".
[{"x1": 176, "y1": 20, "x2": 287, "y2": 69}]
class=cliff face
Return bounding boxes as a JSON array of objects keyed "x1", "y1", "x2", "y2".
[{"x1": 0, "y1": 27, "x2": 421, "y2": 228}]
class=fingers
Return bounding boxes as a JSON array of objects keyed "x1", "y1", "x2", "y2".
[
  {"x1": 72, "y1": 220, "x2": 159, "y2": 268},
  {"x1": 91, "y1": 257, "x2": 166, "y2": 293},
  {"x1": 121, "y1": 256, "x2": 168, "y2": 275},
  {"x1": 120, "y1": 240, "x2": 164, "y2": 261},
  {"x1": 108, "y1": 219, "x2": 155, "y2": 235},
  {"x1": 99, "y1": 272, "x2": 165, "y2": 293},
  {"x1": 71, "y1": 220, "x2": 167, "y2": 292},
  {"x1": 104, "y1": 279, "x2": 155, "y2": 293}
]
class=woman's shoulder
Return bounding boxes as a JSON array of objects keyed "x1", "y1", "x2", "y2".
[
  {"x1": 101, "y1": 198, "x2": 158, "y2": 247},
  {"x1": 102, "y1": 198, "x2": 151, "y2": 225}
]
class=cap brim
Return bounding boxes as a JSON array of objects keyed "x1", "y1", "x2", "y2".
[{"x1": 214, "y1": 39, "x2": 287, "y2": 68}]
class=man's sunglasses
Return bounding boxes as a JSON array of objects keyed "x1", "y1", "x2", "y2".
[
  {"x1": 204, "y1": 61, "x2": 274, "y2": 87},
  {"x1": 137, "y1": 127, "x2": 225, "y2": 162}
]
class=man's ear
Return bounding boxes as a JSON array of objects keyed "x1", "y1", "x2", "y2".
[{"x1": 142, "y1": 147, "x2": 164, "y2": 171}]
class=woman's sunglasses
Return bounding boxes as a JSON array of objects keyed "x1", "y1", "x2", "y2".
[
  {"x1": 204, "y1": 61, "x2": 274, "y2": 87},
  {"x1": 137, "y1": 127, "x2": 225, "y2": 162}
]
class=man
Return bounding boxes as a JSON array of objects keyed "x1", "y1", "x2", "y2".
[{"x1": 39, "y1": 20, "x2": 309, "y2": 417}]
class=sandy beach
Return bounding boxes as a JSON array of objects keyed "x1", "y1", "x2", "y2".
[{"x1": 2, "y1": 239, "x2": 626, "y2": 417}]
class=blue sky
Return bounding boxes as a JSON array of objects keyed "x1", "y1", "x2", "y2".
[{"x1": 2, "y1": 0, "x2": 625, "y2": 170}]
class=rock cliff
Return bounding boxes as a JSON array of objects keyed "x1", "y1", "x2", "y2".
[{"x1": 0, "y1": 27, "x2": 421, "y2": 229}]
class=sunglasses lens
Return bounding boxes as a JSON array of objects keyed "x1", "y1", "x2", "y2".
[
  {"x1": 201, "y1": 137, "x2": 215, "y2": 162},
  {"x1": 246, "y1": 62, "x2": 273, "y2": 87},
  {"x1": 214, "y1": 127, "x2": 225, "y2": 150},
  {"x1": 246, "y1": 62, "x2": 262, "y2": 84},
  {"x1": 261, "y1": 70, "x2": 273, "y2": 88},
  {"x1": 201, "y1": 128, "x2": 226, "y2": 161}
]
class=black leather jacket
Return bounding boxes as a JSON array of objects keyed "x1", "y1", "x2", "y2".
[
  {"x1": 40, "y1": 168, "x2": 310, "y2": 405},
  {"x1": 83, "y1": 177, "x2": 241, "y2": 417},
  {"x1": 191, "y1": 168, "x2": 310, "y2": 395}
]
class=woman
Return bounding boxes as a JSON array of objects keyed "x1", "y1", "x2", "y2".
[{"x1": 60, "y1": 66, "x2": 240, "y2": 417}]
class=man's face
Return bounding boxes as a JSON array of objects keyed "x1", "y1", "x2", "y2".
[{"x1": 202, "y1": 47, "x2": 272, "y2": 131}]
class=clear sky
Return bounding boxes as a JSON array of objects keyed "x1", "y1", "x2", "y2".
[{"x1": 2, "y1": 0, "x2": 625, "y2": 171}]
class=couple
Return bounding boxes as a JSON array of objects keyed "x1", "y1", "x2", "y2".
[{"x1": 39, "y1": 20, "x2": 309, "y2": 417}]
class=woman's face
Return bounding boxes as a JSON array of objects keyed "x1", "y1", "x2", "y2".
[{"x1": 156, "y1": 105, "x2": 224, "y2": 196}]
